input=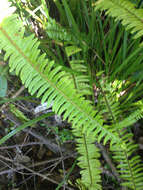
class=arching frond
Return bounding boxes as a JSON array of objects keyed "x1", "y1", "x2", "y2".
[
  {"x1": 116, "y1": 109, "x2": 143, "y2": 129},
  {"x1": 95, "y1": 0, "x2": 143, "y2": 39},
  {"x1": 0, "y1": 15, "x2": 121, "y2": 189}
]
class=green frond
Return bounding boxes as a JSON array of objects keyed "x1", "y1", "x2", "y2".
[
  {"x1": 97, "y1": 78, "x2": 122, "y2": 121},
  {"x1": 73, "y1": 127, "x2": 102, "y2": 190},
  {"x1": 0, "y1": 15, "x2": 123, "y2": 189},
  {"x1": 97, "y1": 78, "x2": 143, "y2": 127},
  {"x1": 69, "y1": 61, "x2": 92, "y2": 96},
  {"x1": 116, "y1": 109, "x2": 143, "y2": 129},
  {"x1": 111, "y1": 130, "x2": 143, "y2": 190},
  {"x1": 45, "y1": 16, "x2": 92, "y2": 97},
  {"x1": 45, "y1": 17, "x2": 76, "y2": 43},
  {"x1": 95, "y1": 0, "x2": 143, "y2": 39},
  {"x1": 96, "y1": 79, "x2": 143, "y2": 189}
]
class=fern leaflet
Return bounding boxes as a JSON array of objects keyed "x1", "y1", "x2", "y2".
[{"x1": 95, "y1": 0, "x2": 143, "y2": 39}]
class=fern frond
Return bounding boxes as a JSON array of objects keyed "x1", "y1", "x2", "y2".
[
  {"x1": 111, "y1": 130, "x2": 143, "y2": 189},
  {"x1": 45, "y1": 16, "x2": 92, "y2": 97},
  {"x1": 96, "y1": 78, "x2": 143, "y2": 189},
  {"x1": 97, "y1": 78, "x2": 122, "y2": 121},
  {"x1": 0, "y1": 15, "x2": 123, "y2": 189},
  {"x1": 68, "y1": 61, "x2": 92, "y2": 96},
  {"x1": 46, "y1": 17, "x2": 77, "y2": 43},
  {"x1": 73, "y1": 127, "x2": 102, "y2": 190},
  {"x1": 95, "y1": 0, "x2": 143, "y2": 39},
  {"x1": 116, "y1": 109, "x2": 143, "y2": 129}
]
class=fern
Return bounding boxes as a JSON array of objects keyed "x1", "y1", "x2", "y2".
[
  {"x1": 95, "y1": 0, "x2": 143, "y2": 39},
  {"x1": 45, "y1": 15, "x2": 101, "y2": 189},
  {"x1": 45, "y1": 16, "x2": 92, "y2": 97},
  {"x1": 73, "y1": 127, "x2": 102, "y2": 190},
  {"x1": 98, "y1": 79, "x2": 143, "y2": 189},
  {"x1": 0, "y1": 14, "x2": 123, "y2": 189},
  {"x1": 116, "y1": 109, "x2": 143, "y2": 129},
  {"x1": 46, "y1": 17, "x2": 76, "y2": 43},
  {"x1": 111, "y1": 130, "x2": 143, "y2": 189}
]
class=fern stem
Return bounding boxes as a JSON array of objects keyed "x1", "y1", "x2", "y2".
[
  {"x1": 123, "y1": 148, "x2": 137, "y2": 190},
  {"x1": 83, "y1": 133, "x2": 93, "y2": 186}
]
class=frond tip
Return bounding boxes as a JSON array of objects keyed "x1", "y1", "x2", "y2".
[{"x1": 95, "y1": 0, "x2": 143, "y2": 39}]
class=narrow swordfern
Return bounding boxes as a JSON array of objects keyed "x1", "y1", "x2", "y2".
[
  {"x1": 0, "y1": 14, "x2": 123, "y2": 189},
  {"x1": 0, "y1": 15, "x2": 120, "y2": 144}
]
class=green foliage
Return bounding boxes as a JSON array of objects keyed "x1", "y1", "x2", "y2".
[
  {"x1": 95, "y1": 0, "x2": 143, "y2": 39},
  {"x1": 111, "y1": 131, "x2": 143, "y2": 189},
  {"x1": 95, "y1": 0, "x2": 143, "y2": 189},
  {"x1": 0, "y1": 14, "x2": 106, "y2": 190},
  {"x1": 9, "y1": 103, "x2": 29, "y2": 122},
  {"x1": 73, "y1": 127, "x2": 101, "y2": 190},
  {"x1": 1, "y1": 0, "x2": 143, "y2": 189}
]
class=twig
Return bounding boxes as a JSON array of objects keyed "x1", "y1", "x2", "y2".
[
  {"x1": 0, "y1": 155, "x2": 72, "y2": 176},
  {"x1": 11, "y1": 86, "x2": 25, "y2": 99},
  {"x1": 0, "y1": 142, "x2": 45, "y2": 150},
  {"x1": 0, "y1": 154, "x2": 74, "y2": 190}
]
